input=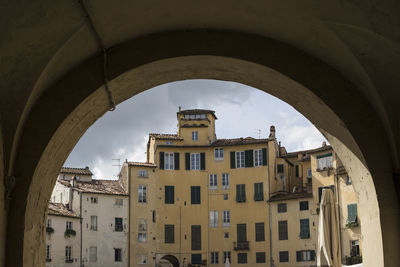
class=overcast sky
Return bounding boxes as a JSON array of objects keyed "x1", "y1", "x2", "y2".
[{"x1": 65, "y1": 79, "x2": 326, "y2": 179}]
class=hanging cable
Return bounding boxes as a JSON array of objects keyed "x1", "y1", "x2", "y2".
[{"x1": 77, "y1": 0, "x2": 115, "y2": 111}]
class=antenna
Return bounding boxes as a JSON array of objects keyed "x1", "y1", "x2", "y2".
[
  {"x1": 255, "y1": 129, "x2": 262, "y2": 139},
  {"x1": 112, "y1": 158, "x2": 121, "y2": 178}
]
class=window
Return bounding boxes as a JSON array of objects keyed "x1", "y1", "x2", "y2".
[
  {"x1": 278, "y1": 221, "x2": 288, "y2": 240},
  {"x1": 138, "y1": 254, "x2": 148, "y2": 264},
  {"x1": 236, "y1": 184, "x2": 246, "y2": 203},
  {"x1": 165, "y1": 224, "x2": 175, "y2": 243},
  {"x1": 278, "y1": 203, "x2": 287, "y2": 213},
  {"x1": 209, "y1": 174, "x2": 217, "y2": 190},
  {"x1": 223, "y1": 252, "x2": 231, "y2": 264},
  {"x1": 254, "y1": 149, "x2": 263, "y2": 167},
  {"x1": 347, "y1": 203, "x2": 358, "y2": 223},
  {"x1": 210, "y1": 210, "x2": 218, "y2": 228},
  {"x1": 47, "y1": 219, "x2": 51, "y2": 228},
  {"x1": 115, "y1": 198, "x2": 123, "y2": 206},
  {"x1": 90, "y1": 216, "x2": 97, "y2": 231},
  {"x1": 166, "y1": 141, "x2": 173, "y2": 145},
  {"x1": 224, "y1": 232, "x2": 229, "y2": 238},
  {"x1": 138, "y1": 232, "x2": 147, "y2": 242},
  {"x1": 307, "y1": 168, "x2": 312, "y2": 178},
  {"x1": 138, "y1": 169, "x2": 148, "y2": 177},
  {"x1": 191, "y1": 254, "x2": 202, "y2": 264},
  {"x1": 296, "y1": 250, "x2": 315, "y2": 262},
  {"x1": 277, "y1": 164, "x2": 284, "y2": 173},
  {"x1": 165, "y1": 185, "x2": 175, "y2": 204},
  {"x1": 46, "y1": 245, "x2": 51, "y2": 261},
  {"x1": 89, "y1": 247, "x2": 97, "y2": 262},
  {"x1": 256, "y1": 252, "x2": 266, "y2": 263},
  {"x1": 300, "y1": 201, "x2": 309, "y2": 211},
  {"x1": 223, "y1": 194, "x2": 228, "y2": 200},
  {"x1": 90, "y1": 196, "x2": 98, "y2": 203},
  {"x1": 65, "y1": 246, "x2": 72, "y2": 262},
  {"x1": 115, "y1": 217, "x2": 123, "y2": 232},
  {"x1": 317, "y1": 153, "x2": 333, "y2": 170},
  {"x1": 152, "y1": 210, "x2": 156, "y2": 223},
  {"x1": 237, "y1": 224, "x2": 247, "y2": 242},
  {"x1": 138, "y1": 219, "x2": 147, "y2": 232},
  {"x1": 192, "y1": 131, "x2": 199, "y2": 140},
  {"x1": 164, "y1": 152, "x2": 175, "y2": 170},
  {"x1": 66, "y1": 221, "x2": 72, "y2": 230},
  {"x1": 211, "y1": 252, "x2": 219, "y2": 264},
  {"x1": 191, "y1": 225, "x2": 201, "y2": 250},
  {"x1": 300, "y1": 219, "x2": 310, "y2": 239},
  {"x1": 255, "y1": 223, "x2": 265, "y2": 241},
  {"x1": 237, "y1": 253, "x2": 247, "y2": 264},
  {"x1": 350, "y1": 240, "x2": 360, "y2": 256},
  {"x1": 279, "y1": 251, "x2": 289, "y2": 262},
  {"x1": 114, "y1": 248, "x2": 122, "y2": 262},
  {"x1": 138, "y1": 185, "x2": 147, "y2": 203},
  {"x1": 222, "y1": 173, "x2": 230, "y2": 189},
  {"x1": 215, "y1": 148, "x2": 224, "y2": 160},
  {"x1": 236, "y1": 151, "x2": 245, "y2": 168},
  {"x1": 223, "y1": 210, "x2": 231, "y2": 227},
  {"x1": 191, "y1": 186, "x2": 201, "y2": 204},
  {"x1": 190, "y1": 153, "x2": 200, "y2": 170},
  {"x1": 254, "y1": 182, "x2": 264, "y2": 201}
]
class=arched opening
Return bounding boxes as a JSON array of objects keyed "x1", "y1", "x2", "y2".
[
  {"x1": 4, "y1": 30, "x2": 399, "y2": 267},
  {"x1": 160, "y1": 254, "x2": 180, "y2": 267}
]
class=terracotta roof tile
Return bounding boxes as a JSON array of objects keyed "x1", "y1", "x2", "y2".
[
  {"x1": 149, "y1": 133, "x2": 183, "y2": 140},
  {"x1": 282, "y1": 145, "x2": 332, "y2": 158},
  {"x1": 127, "y1": 162, "x2": 156, "y2": 168},
  {"x1": 60, "y1": 166, "x2": 93, "y2": 176},
  {"x1": 48, "y1": 203, "x2": 80, "y2": 218},
  {"x1": 212, "y1": 137, "x2": 270, "y2": 147},
  {"x1": 74, "y1": 180, "x2": 128, "y2": 196}
]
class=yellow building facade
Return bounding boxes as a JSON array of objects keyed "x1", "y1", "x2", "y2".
[{"x1": 120, "y1": 109, "x2": 362, "y2": 267}]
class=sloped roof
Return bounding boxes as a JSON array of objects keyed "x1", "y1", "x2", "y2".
[
  {"x1": 282, "y1": 145, "x2": 332, "y2": 158},
  {"x1": 177, "y1": 109, "x2": 217, "y2": 119},
  {"x1": 149, "y1": 133, "x2": 183, "y2": 140},
  {"x1": 48, "y1": 203, "x2": 80, "y2": 218},
  {"x1": 127, "y1": 161, "x2": 157, "y2": 168},
  {"x1": 212, "y1": 137, "x2": 270, "y2": 147},
  {"x1": 268, "y1": 191, "x2": 313, "y2": 202},
  {"x1": 60, "y1": 166, "x2": 93, "y2": 176},
  {"x1": 73, "y1": 180, "x2": 128, "y2": 196}
]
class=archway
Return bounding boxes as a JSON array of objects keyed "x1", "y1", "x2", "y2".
[
  {"x1": 160, "y1": 254, "x2": 180, "y2": 267},
  {"x1": 4, "y1": 30, "x2": 399, "y2": 267}
]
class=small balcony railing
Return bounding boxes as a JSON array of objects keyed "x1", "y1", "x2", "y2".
[{"x1": 234, "y1": 241, "x2": 249, "y2": 251}]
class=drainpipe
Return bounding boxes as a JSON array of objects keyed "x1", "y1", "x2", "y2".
[
  {"x1": 267, "y1": 148, "x2": 274, "y2": 267},
  {"x1": 128, "y1": 166, "x2": 131, "y2": 266},
  {"x1": 79, "y1": 191, "x2": 83, "y2": 267}
]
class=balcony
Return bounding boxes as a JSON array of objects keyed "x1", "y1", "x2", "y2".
[{"x1": 234, "y1": 241, "x2": 249, "y2": 251}]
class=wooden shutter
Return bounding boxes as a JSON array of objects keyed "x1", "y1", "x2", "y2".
[
  {"x1": 165, "y1": 186, "x2": 174, "y2": 204},
  {"x1": 165, "y1": 224, "x2": 175, "y2": 243},
  {"x1": 174, "y1": 152, "x2": 179, "y2": 170},
  {"x1": 300, "y1": 219, "x2": 310, "y2": 238},
  {"x1": 256, "y1": 252, "x2": 265, "y2": 263},
  {"x1": 278, "y1": 221, "x2": 288, "y2": 240},
  {"x1": 262, "y1": 148, "x2": 267, "y2": 165},
  {"x1": 237, "y1": 224, "x2": 247, "y2": 242},
  {"x1": 191, "y1": 225, "x2": 201, "y2": 250},
  {"x1": 295, "y1": 165, "x2": 299, "y2": 177},
  {"x1": 296, "y1": 251, "x2": 301, "y2": 262},
  {"x1": 254, "y1": 183, "x2": 263, "y2": 201},
  {"x1": 191, "y1": 186, "x2": 200, "y2": 204},
  {"x1": 348, "y1": 204, "x2": 357, "y2": 222},
  {"x1": 310, "y1": 250, "x2": 315, "y2": 261},
  {"x1": 159, "y1": 152, "x2": 164, "y2": 169},
  {"x1": 236, "y1": 184, "x2": 246, "y2": 202},
  {"x1": 200, "y1": 152, "x2": 206, "y2": 170},
  {"x1": 255, "y1": 223, "x2": 265, "y2": 241},
  {"x1": 185, "y1": 153, "x2": 190, "y2": 170},
  {"x1": 230, "y1": 151, "x2": 236, "y2": 169},
  {"x1": 245, "y1": 150, "x2": 253, "y2": 167}
]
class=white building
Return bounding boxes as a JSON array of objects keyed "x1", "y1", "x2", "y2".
[{"x1": 47, "y1": 167, "x2": 129, "y2": 267}]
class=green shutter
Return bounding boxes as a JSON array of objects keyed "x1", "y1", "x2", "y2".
[
  {"x1": 191, "y1": 225, "x2": 201, "y2": 250},
  {"x1": 347, "y1": 204, "x2": 357, "y2": 222},
  {"x1": 295, "y1": 165, "x2": 299, "y2": 177},
  {"x1": 237, "y1": 224, "x2": 247, "y2": 242},
  {"x1": 300, "y1": 219, "x2": 310, "y2": 238},
  {"x1": 191, "y1": 186, "x2": 200, "y2": 204},
  {"x1": 165, "y1": 224, "x2": 175, "y2": 243},
  {"x1": 200, "y1": 152, "x2": 206, "y2": 170},
  {"x1": 159, "y1": 152, "x2": 164, "y2": 169},
  {"x1": 174, "y1": 152, "x2": 180, "y2": 170},
  {"x1": 165, "y1": 186, "x2": 174, "y2": 204},
  {"x1": 236, "y1": 184, "x2": 246, "y2": 203},
  {"x1": 255, "y1": 223, "x2": 265, "y2": 241},
  {"x1": 296, "y1": 251, "x2": 301, "y2": 262},
  {"x1": 310, "y1": 250, "x2": 315, "y2": 261},
  {"x1": 230, "y1": 151, "x2": 236, "y2": 169},
  {"x1": 185, "y1": 153, "x2": 190, "y2": 170},
  {"x1": 254, "y1": 183, "x2": 264, "y2": 201},
  {"x1": 262, "y1": 148, "x2": 267, "y2": 165},
  {"x1": 245, "y1": 150, "x2": 253, "y2": 167}
]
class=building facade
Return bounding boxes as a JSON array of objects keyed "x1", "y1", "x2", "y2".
[{"x1": 47, "y1": 167, "x2": 129, "y2": 267}]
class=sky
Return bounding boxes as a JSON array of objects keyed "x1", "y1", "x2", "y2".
[{"x1": 64, "y1": 79, "x2": 326, "y2": 179}]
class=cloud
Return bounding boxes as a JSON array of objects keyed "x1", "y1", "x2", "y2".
[{"x1": 64, "y1": 79, "x2": 326, "y2": 179}]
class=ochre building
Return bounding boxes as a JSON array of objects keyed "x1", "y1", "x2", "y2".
[{"x1": 120, "y1": 109, "x2": 361, "y2": 267}]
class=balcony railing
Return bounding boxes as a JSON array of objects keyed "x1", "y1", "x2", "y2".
[{"x1": 234, "y1": 241, "x2": 249, "y2": 251}]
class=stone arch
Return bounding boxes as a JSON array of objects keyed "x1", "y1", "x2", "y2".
[
  {"x1": 160, "y1": 254, "x2": 180, "y2": 267},
  {"x1": 5, "y1": 30, "x2": 399, "y2": 266}
]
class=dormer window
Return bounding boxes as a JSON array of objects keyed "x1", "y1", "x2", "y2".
[{"x1": 192, "y1": 131, "x2": 199, "y2": 141}]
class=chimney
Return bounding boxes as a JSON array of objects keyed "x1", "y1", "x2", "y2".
[
  {"x1": 269, "y1": 125, "x2": 276, "y2": 138},
  {"x1": 322, "y1": 141, "x2": 327, "y2": 147},
  {"x1": 85, "y1": 166, "x2": 89, "y2": 169},
  {"x1": 179, "y1": 106, "x2": 181, "y2": 112}
]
